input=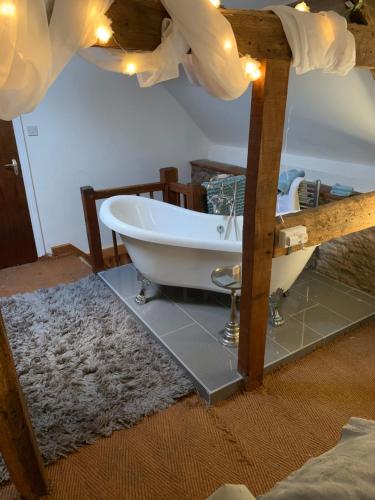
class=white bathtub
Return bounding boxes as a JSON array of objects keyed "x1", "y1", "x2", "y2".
[{"x1": 99, "y1": 195, "x2": 315, "y2": 294}]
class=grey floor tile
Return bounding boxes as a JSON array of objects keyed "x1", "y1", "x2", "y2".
[
  {"x1": 310, "y1": 271, "x2": 351, "y2": 292},
  {"x1": 293, "y1": 305, "x2": 351, "y2": 336},
  {"x1": 292, "y1": 279, "x2": 375, "y2": 321},
  {"x1": 177, "y1": 296, "x2": 231, "y2": 339},
  {"x1": 100, "y1": 263, "x2": 373, "y2": 401},
  {"x1": 291, "y1": 269, "x2": 316, "y2": 287},
  {"x1": 163, "y1": 324, "x2": 240, "y2": 392},
  {"x1": 346, "y1": 288, "x2": 375, "y2": 307},
  {"x1": 268, "y1": 316, "x2": 322, "y2": 353},
  {"x1": 264, "y1": 337, "x2": 290, "y2": 366},
  {"x1": 100, "y1": 264, "x2": 158, "y2": 299},
  {"x1": 127, "y1": 292, "x2": 194, "y2": 336},
  {"x1": 280, "y1": 290, "x2": 317, "y2": 315}
]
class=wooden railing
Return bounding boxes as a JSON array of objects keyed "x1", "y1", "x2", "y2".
[{"x1": 81, "y1": 167, "x2": 205, "y2": 273}]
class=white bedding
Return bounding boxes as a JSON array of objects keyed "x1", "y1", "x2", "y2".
[
  {"x1": 208, "y1": 418, "x2": 375, "y2": 500},
  {"x1": 259, "y1": 417, "x2": 375, "y2": 499}
]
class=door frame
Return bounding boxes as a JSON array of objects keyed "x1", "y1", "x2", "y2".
[{"x1": 11, "y1": 117, "x2": 46, "y2": 257}]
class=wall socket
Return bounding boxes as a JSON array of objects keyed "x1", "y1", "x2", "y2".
[
  {"x1": 279, "y1": 225, "x2": 308, "y2": 248},
  {"x1": 27, "y1": 125, "x2": 39, "y2": 137}
]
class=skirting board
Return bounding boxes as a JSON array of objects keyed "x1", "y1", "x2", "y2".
[{"x1": 51, "y1": 243, "x2": 130, "y2": 269}]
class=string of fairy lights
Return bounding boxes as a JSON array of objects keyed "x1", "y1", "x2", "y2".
[{"x1": 0, "y1": 0, "x2": 310, "y2": 81}]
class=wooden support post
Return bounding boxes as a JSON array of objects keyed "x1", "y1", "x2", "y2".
[
  {"x1": 238, "y1": 59, "x2": 290, "y2": 390},
  {"x1": 186, "y1": 184, "x2": 205, "y2": 212},
  {"x1": 0, "y1": 312, "x2": 48, "y2": 499},
  {"x1": 81, "y1": 186, "x2": 105, "y2": 273},
  {"x1": 159, "y1": 167, "x2": 179, "y2": 205}
]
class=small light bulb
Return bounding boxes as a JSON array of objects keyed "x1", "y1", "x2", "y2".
[
  {"x1": 124, "y1": 62, "x2": 137, "y2": 76},
  {"x1": 209, "y1": 0, "x2": 221, "y2": 7},
  {"x1": 0, "y1": 1, "x2": 16, "y2": 17},
  {"x1": 96, "y1": 25, "x2": 112, "y2": 44},
  {"x1": 223, "y1": 39, "x2": 232, "y2": 51},
  {"x1": 295, "y1": 2, "x2": 310, "y2": 12},
  {"x1": 244, "y1": 58, "x2": 262, "y2": 82}
]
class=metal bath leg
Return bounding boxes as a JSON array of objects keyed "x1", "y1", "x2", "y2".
[
  {"x1": 135, "y1": 272, "x2": 151, "y2": 305},
  {"x1": 269, "y1": 289, "x2": 285, "y2": 327}
]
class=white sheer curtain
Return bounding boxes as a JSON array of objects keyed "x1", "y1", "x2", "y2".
[
  {"x1": 82, "y1": 1, "x2": 355, "y2": 100},
  {"x1": 0, "y1": 0, "x2": 112, "y2": 120},
  {"x1": 161, "y1": 0, "x2": 251, "y2": 100},
  {"x1": 269, "y1": 6, "x2": 355, "y2": 75},
  {"x1": 82, "y1": 0, "x2": 255, "y2": 100},
  {"x1": 0, "y1": 0, "x2": 356, "y2": 120}
]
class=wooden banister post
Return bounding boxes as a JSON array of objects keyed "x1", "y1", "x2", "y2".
[
  {"x1": 0, "y1": 311, "x2": 48, "y2": 499},
  {"x1": 238, "y1": 59, "x2": 290, "y2": 390},
  {"x1": 186, "y1": 184, "x2": 205, "y2": 212},
  {"x1": 159, "y1": 167, "x2": 179, "y2": 205},
  {"x1": 80, "y1": 186, "x2": 105, "y2": 273}
]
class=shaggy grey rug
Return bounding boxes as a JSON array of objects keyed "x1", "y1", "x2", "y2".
[{"x1": 0, "y1": 276, "x2": 193, "y2": 482}]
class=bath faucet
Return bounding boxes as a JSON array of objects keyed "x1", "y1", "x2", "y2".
[
  {"x1": 206, "y1": 175, "x2": 240, "y2": 241},
  {"x1": 206, "y1": 175, "x2": 235, "y2": 216},
  {"x1": 210, "y1": 193, "x2": 232, "y2": 215}
]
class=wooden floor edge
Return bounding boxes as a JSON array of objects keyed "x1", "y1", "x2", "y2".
[{"x1": 51, "y1": 244, "x2": 87, "y2": 259}]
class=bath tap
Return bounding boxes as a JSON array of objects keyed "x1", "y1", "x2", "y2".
[
  {"x1": 224, "y1": 181, "x2": 240, "y2": 241},
  {"x1": 207, "y1": 175, "x2": 240, "y2": 241}
]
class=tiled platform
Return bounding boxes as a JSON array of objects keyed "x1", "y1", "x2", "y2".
[{"x1": 100, "y1": 264, "x2": 375, "y2": 403}]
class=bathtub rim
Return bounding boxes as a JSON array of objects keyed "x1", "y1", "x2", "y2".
[{"x1": 100, "y1": 195, "x2": 243, "y2": 253}]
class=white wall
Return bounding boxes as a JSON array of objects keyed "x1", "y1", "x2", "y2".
[
  {"x1": 20, "y1": 56, "x2": 210, "y2": 254},
  {"x1": 165, "y1": 68, "x2": 375, "y2": 188},
  {"x1": 208, "y1": 144, "x2": 375, "y2": 192}
]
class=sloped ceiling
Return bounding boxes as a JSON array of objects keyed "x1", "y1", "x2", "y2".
[{"x1": 164, "y1": 0, "x2": 375, "y2": 166}]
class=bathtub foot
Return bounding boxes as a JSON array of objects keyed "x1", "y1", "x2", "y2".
[
  {"x1": 269, "y1": 289, "x2": 285, "y2": 327},
  {"x1": 135, "y1": 273, "x2": 151, "y2": 306}
]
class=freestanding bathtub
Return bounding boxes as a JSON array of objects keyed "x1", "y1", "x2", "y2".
[{"x1": 99, "y1": 194, "x2": 315, "y2": 294}]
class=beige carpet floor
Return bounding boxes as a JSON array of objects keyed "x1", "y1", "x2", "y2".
[{"x1": 0, "y1": 257, "x2": 374, "y2": 500}]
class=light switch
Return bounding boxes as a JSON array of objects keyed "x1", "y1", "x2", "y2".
[{"x1": 27, "y1": 125, "x2": 39, "y2": 137}]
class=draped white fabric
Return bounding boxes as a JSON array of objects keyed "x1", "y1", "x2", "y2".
[
  {"x1": 160, "y1": 0, "x2": 251, "y2": 100},
  {"x1": 82, "y1": 2, "x2": 356, "y2": 100},
  {"x1": 269, "y1": 6, "x2": 356, "y2": 75},
  {"x1": 80, "y1": 17, "x2": 190, "y2": 89},
  {"x1": 0, "y1": 0, "x2": 357, "y2": 120},
  {"x1": 81, "y1": 0, "x2": 254, "y2": 100},
  {"x1": 0, "y1": 0, "x2": 112, "y2": 120}
]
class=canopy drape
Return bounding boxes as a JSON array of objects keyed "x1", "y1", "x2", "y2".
[{"x1": 0, "y1": 0, "x2": 356, "y2": 120}]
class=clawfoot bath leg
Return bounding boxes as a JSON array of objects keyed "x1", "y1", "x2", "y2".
[
  {"x1": 269, "y1": 288, "x2": 285, "y2": 327},
  {"x1": 135, "y1": 272, "x2": 151, "y2": 305}
]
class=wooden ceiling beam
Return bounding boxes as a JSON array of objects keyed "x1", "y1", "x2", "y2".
[
  {"x1": 273, "y1": 190, "x2": 375, "y2": 257},
  {"x1": 106, "y1": 0, "x2": 375, "y2": 68}
]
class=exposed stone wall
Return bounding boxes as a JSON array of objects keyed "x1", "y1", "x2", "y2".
[
  {"x1": 191, "y1": 166, "x2": 217, "y2": 185},
  {"x1": 312, "y1": 228, "x2": 375, "y2": 295}
]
